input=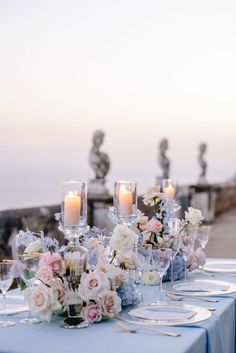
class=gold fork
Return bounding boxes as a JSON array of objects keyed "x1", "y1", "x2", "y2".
[
  {"x1": 116, "y1": 322, "x2": 181, "y2": 337},
  {"x1": 165, "y1": 292, "x2": 219, "y2": 303}
]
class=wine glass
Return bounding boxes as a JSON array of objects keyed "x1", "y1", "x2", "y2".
[
  {"x1": 17, "y1": 252, "x2": 41, "y2": 325},
  {"x1": 151, "y1": 248, "x2": 171, "y2": 300},
  {"x1": 180, "y1": 234, "x2": 196, "y2": 281},
  {"x1": 0, "y1": 260, "x2": 16, "y2": 327},
  {"x1": 197, "y1": 226, "x2": 212, "y2": 249},
  {"x1": 136, "y1": 244, "x2": 152, "y2": 302}
]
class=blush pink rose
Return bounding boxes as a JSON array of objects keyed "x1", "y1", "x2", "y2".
[
  {"x1": 187, "y1": 254, "x2": 198, "y2": 271},
  {"x1": 51, "y1": 278, "x2": 65, "y2": 303},
  {"x1": 99, "y1": 290, "x2": 121, "y2": 318},
  {"x1": 37, "y1": 266, "x2": 53, "y2": 285},
  {"x1": 81, "y1": 303, "x2": 102, "y2": 323},
  {"x1": 78, "y1": 270, "x2": 109, "y2": 300},
  {"x1": 144, "y1": 219, "x2": 163, "y2": 233},
  {"x1": 29, "y1": 285, "x2": 53, "y2": 322},
  {"x1": 39, "y1": 252, "x2": 64, "y2": 276},
  {"x1": 49, "y1": 254, "x2": 64, "y2": 275}
]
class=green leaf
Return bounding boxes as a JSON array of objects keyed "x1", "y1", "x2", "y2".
[{"x1": 20, "y1": 279, "x2": 28, "y2": 291}]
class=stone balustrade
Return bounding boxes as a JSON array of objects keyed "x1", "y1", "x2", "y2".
[{"x1": 0, "y1": 182, "x2": 236, "y2": 256}]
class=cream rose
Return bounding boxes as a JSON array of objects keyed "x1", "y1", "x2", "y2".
[
  {"x1": 29, "y1": 284, "x2": 60, "y2": 322},
  {"x1": 143, "y1": 186, "x2": 161, "y2": 206},
  {"x1": 110, "y1": 225, "x2": 137, "y2": 253},
  {"x1": 24, "y1": 239, "x2": 42, "y2": 254},
  {"x1": 116, "y1": 251, "x2": 139, "y2": 270},
  {"x1": 185, "y1": 207, "x2": 204, "y2": 226}
]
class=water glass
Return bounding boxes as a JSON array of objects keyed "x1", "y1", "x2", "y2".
[
  {"x1": 151, "y1": 248, "x2": 171, "y2": 299},
  {"x1": 136, "y1": 244, "x2": 152, "y2": 301},
  {"x1": 197, "y1": 226, "x2": 212, "y2": 249},
  {"x1": 180, "y1": 234, "x2": 196, "y2": 281},
  {"x1": 0, "y1": 260, "x2": 16, "y2": 327},
  {"x1": 17, "y1": 253, "x2": 41, "y2": 325}
]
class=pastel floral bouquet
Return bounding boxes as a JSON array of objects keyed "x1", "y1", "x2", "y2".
[
  {"x1": 25, "y1": 236, "x2": 129, "y2": 324},
  {"x1": 133, "y1": 187, "x2": 206, "y2": 280}
]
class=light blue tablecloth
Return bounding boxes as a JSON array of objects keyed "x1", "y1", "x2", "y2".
[{"x1": 0, "y1": 267, "x2": 236, "y2": 353}]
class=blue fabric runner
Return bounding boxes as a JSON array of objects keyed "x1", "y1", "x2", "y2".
[{"x1": 0, "y1": 265, "x2": 236, "y2": 353}]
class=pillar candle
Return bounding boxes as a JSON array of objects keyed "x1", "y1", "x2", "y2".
[
  {"x1": 64, "y1": 193, "x2": 81, "y2": 225},
  {"x1": 119, "y1": 188, "x2": 133, "y2": 216},
  {"x1": 164, "y1": 184, "x2": 176, "y2": 198}
]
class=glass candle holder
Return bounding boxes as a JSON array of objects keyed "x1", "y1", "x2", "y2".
[
  {"x1": 114, "y1": 181, "x2": 137, "y2": 221},
  {"x1": 162, "y1": 179, "x2": 178, "y2": 198},
  {"x1": 162, "y1": 179, "x2": 180, "y2": 212},
  {"x1": 61, "y1": 181, "x2": 87, "y2": 239}
]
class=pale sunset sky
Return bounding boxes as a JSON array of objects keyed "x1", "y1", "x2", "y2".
[{"x1": 0, "y1": 0, "x2": 236, "y2": 210}]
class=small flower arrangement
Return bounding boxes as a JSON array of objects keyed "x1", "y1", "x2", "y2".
[{"x1": 135, "y1": 188, "x2": 206, "y2": 273}]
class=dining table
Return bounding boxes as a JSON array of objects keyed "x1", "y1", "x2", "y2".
[{"x1": 0, "y1": 259, "x2": 236, "y2": 353}]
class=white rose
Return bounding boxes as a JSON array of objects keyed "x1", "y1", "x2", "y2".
[
  {"x1": 142, "y1": 270, "x2": 158, "y2": 285},
  {"x1": 24, "y1": 239, "x2": 42, "y2": 254},
  {"x1": 29, "y1": 284, "x2": 59, "y2": 322},
  {"x1": 143, "y1": 186, "x2": 161, "y2": 206},
  {"x1": 116, "y1": 251, "x2": 139, "y2": 270},
  {"x1": 185, "y1": 207, "x2": 204, "y2": 226},
  {"x1": 99, "y1": 264, "x2": 128, "y2": 290},
  {"x1": 110, "y1": 225, "x2": 137, "y2": 253}
]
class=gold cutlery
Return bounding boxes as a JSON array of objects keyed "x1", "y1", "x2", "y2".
[
  {"x1": 116, "y1": 322, "x2": 181, "y2": 337},
  {"x1": 165, "y1": 292, "x2": 219, "y2": 303}
]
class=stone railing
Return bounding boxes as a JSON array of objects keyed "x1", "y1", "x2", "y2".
[{"x1": 1, "y1": 181, "x2": 236, "y2": 256}]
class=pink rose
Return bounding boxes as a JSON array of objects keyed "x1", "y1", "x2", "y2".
[
  {"x1": 37, "y1": 266, "x2": 53, "y2": 285},
  {"x1": 187, "y1": 253, "x2": 198, "y2": 271},
  {"x1": 39, "y1": 252, "x2": 64, "y2": 276},
  {"x1": 144, "y1": 219, "x2": 163, "y2": 233},
  {"x1": 78, "y1": 270, "x2": 109, "y2": 300},
  {"x1": 50, "y1": 254, "x2": 64, "y2": 275},
  {"x1": 39, "y1": 253, "x2": 52, "y2": 267},
  {"x1": 51, "y1": 278, "x2": 65, "y2": 303},
  {"x1": 99, "y1": 290, "x2": 121, "y2": 318},
  {"x1": 81, "y1": 302, "x2": 102, "y2": 323}
]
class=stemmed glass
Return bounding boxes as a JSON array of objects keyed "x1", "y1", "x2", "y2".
[
  {"x1": 0, "y1": 260, "x2": 16, "y2": 327},
  {"x1": 197, "y1": 226, "x2": 212, "y2": 249},
  {"x1": 136, "y1": 244, "x2": 152, "y2": 302},
  {"x1": 180, "y1": 234, "x2": 196, "y2": 281},
  {"x1": 151, "y1": 248, "x2": 171, "y2": 300},
  {"x1": 170, "y1": 237, "x2": 181, "y2": 282},
  {"x1": 17, "y1": 253, "x2": 41, "y2": 325},
  {"x1": 168, "y1": 218, "x2": 181, "y2": 282}
]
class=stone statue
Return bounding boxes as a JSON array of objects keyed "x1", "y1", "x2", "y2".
[
  {"x1": 198, "y1": 143, "x2": 208, "y2": 185},
  {"x1": 156, "y1": 138, "x2": 170, "y2": 183},
  {"x1": 88, "y1": 130, "x2": 110, "y2": 196}
]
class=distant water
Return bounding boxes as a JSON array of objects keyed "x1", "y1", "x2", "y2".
[{"x1": 0, "y1": 169, "x2": 225, "y2": 211}]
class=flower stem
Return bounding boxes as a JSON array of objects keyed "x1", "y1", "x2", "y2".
[{"x1": 109, "y1": 251, "x2": 116, "y2": 264}]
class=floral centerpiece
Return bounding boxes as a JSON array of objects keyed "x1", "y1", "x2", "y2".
[
  {"x1": 15, "y1": 230, "x2": 129, "y2": 326},
  {"x1": 133, "y1": 187, "x2": 206, "y2": 281},
  {"x1": 29, "y1": 250, "x2": 128, "y2": 324}
]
